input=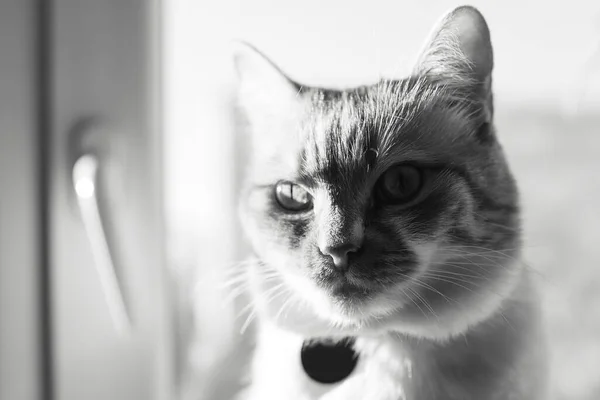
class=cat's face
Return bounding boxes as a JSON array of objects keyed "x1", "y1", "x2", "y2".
[{"x1": 236, "y1": 6, "x2": 523, "y2": 339}]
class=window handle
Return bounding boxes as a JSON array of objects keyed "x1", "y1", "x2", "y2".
[{"x1": 73, "y1": 152, "x2": 132, "y2": 336}]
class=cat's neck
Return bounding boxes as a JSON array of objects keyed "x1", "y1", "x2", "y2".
[
  {"x1": 360, "y1": 274, "x2": 546, "y2": 399},
  {"x1": 248, "y1": 272, "x2": 547, "y2": 400}
]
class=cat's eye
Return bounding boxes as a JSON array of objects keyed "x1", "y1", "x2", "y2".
[
  {"x1": 274, "y1": 181, "x2": 312, "y2": 211},
  {"x1": 376, "y1": 165, "x2": 423, "y2": 205}
]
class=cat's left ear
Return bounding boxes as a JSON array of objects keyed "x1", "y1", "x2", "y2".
[
  {"x1": 233, "y1": 42, "x2": 300, "y2": 117},
  {"x1": 414, "y1": 6, "x2": 493, "y2": 118}
]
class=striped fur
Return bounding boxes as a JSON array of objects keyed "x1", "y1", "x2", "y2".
[{"x1": 234, "y1": 6, "x2": 546, "y2": 400}]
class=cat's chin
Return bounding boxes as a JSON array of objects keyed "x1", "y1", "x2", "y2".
[
  {"x1": 250, "y1": 257, "x2": 523, "y2": 341},
  {"x1": 257, "y1": 282, "x2": 479, "y2": 341},
  {"x1": 249, "y1": 265, "x2": 405, "y2": 336},
  {"x1": 260, "y1": 298, "x2": 390, "y2": 338}
]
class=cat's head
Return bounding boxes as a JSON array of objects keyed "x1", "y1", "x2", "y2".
[{"x1": 235, "y1": 6, "x2": 522, "y2": 339}]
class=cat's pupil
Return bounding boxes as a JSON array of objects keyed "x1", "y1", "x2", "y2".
[{"x1": 377, "y1": 165, "x2": 422, "y2": 204}]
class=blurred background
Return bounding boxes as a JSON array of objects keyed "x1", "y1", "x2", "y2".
[{"x1": 1, "y1": 0, "x2": 599, "y2": 400}]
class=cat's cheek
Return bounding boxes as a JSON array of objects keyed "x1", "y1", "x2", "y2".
[
  {"x1": 410, "y1": 242, "x2": 439, "y2": 272},
  {"x1": 358, "y1": 243, "x2": 438, "y2": 314},
  {"x1": 240, "y1": 201, "x2": 301, "y2": 257}
]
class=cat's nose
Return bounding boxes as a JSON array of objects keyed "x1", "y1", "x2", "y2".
[{"x1": 319, "y1": 242, "x2": 360, "y2": 272}]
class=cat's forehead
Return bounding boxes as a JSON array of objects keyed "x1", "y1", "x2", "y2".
[
  {"x1": 297, "y1": 81, "x2": 476, "y2": 187},
  {"x1": 299, "y1": 89, "x2": 372, "y2": 186}
]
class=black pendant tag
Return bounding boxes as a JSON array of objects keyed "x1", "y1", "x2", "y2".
[{"x1": 301, "y1": 337, "x2": 359, "y2": 384}]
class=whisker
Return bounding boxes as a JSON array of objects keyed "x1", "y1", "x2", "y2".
[
  {"x1": 422, "y1": 271, "x2": 480, "y2": 286},
  {"x1": 499, "y1": 311, "x2": 517, "y2": 334},
  {"x1": 219, "y1": 273, "x2": 250, "y2": 289},
  {"x1": 237, "y1": 280, "x2": 289, "y2": 334},
  {"x1": 419, "y1": 274, "x2": 479, "y2": 294},
  {"x1": 403, "y1": 287, "x2": 429, "y2": 319},
  {"x1": 410, "y1": 287, "x2": 438, "y2": 318},
  {"x1": 410, "y1": 278, "x2": 458, "y2": 305},
  {"x1": 471, "y1": 211, "x2": 522, "y2": 233},
  {"x1": 394, "y1": 270, "x2": 457, "y2": 305},
  {"x1": 275, "y1": 291, "x2": 296, "y2": 322},
  {"x1": 240, "y1": 309, "x2": 256, "y2": 335},
  {"x1": 236, "y1": 298, "x2": 257, "y2": 320},
  {"x1": 235, "y1": 282, "x2": 281, "y2": 319},
  {"x1": 222, "y1": 284, "x2": 249, "y2": 306},
  {"x1": 220, "y1": 270, "x2": 282, "y2": 306},
  {"x1": 439, "y1": 248, "x2": 519, "y2": 260},
  {"x1": 435, "y1": 246, "x2": 544, "y2": 276},
  {"x1": 426, "y1": 267, "x2": 487, "y2": 281},
  {"x1": 441, "y1": 245, "x2": 520, "y2": 257},
  {"x1": 450, "y1": 252, "x2": 544, "y2": 278}
]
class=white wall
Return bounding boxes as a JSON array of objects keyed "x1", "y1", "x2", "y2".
[{"x1": 166, "y1": 0, "x2": 600, "y2": 105}]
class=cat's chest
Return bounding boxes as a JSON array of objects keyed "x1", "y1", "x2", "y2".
[{"x1": 245, "y1": 322, "x2": 423, "y2": 400}]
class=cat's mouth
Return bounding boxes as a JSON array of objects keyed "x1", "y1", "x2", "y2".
[
  {"x1": 306, "y1": 257, "x2": 420, "y2": 319},
  {"x1": 329, "y1": 279, "x2": 372, "y2": 300},
  {"x1": 312, "y1": 266, "x2": 380, "y2": 304},
  {"x1": 313, "y1": 259, "x2": 415, "y2": 293}
]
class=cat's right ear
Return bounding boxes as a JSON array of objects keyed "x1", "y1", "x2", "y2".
[
  {"x1": 413, "y1": 6, "x2": 494, "y2": 119},
  {"x1": 414, "y1": 6, "x2": 493, "y2": 83},
  {"x1": 232, "y1": 42, "x2": 300, "y2": 116}
]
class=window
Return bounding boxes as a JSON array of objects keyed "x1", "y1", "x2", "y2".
[{"x1": 1, "y1": 1, "x2": 599, "y2": 400}]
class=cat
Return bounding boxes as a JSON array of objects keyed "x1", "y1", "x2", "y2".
[{"x1": 232, "y1": 5, "x2": 547, "y2": 400}]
